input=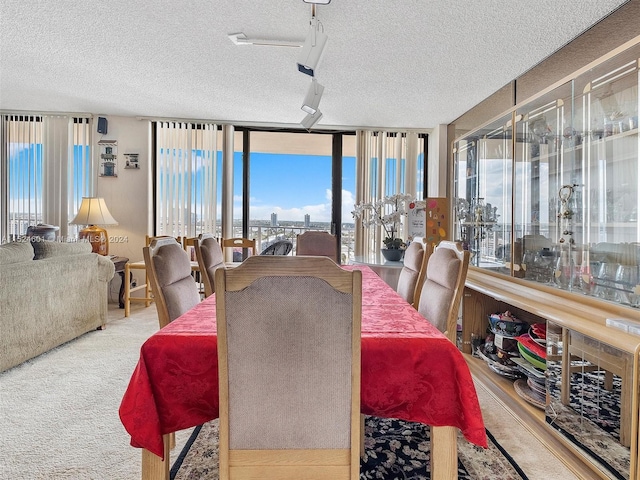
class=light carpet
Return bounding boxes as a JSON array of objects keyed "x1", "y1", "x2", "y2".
[{"x1": 0, "y1": 303, "x2": 578, "y2": 479}]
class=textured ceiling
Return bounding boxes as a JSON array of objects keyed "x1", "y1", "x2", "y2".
[{"x1": 0, "y1": 0, "x2": 629, "y2": 130}]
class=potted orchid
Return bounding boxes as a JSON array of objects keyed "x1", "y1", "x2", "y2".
[{"x1": 352, "y1": 193, "x2": 414, "y2": 261}]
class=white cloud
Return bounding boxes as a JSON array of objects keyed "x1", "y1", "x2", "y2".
[{"x1": 239, "y1": 188, "x2": 357, "y2": 224}]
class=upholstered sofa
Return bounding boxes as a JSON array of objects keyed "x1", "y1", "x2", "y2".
[{"x1": 0, "y1": 240, "x2": 115, "y2": 372}]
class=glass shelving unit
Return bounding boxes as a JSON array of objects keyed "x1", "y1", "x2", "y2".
[{"x1": 454, "y1": 39, "x2": 640, "y2": 480}]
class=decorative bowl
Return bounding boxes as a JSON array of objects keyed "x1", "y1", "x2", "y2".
[
  {"x1": 381, "y1": 248, "x2": 404, "y2": 262},
  {"x1": 488, "y1": 313, "x2": 527, "y2": 337}
]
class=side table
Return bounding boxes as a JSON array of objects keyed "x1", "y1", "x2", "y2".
[{"x1": 109, "y1": 256, "x2": 129, "y2": 308}]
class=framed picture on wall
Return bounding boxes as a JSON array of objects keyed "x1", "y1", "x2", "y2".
[{"x1": 98, "y1": 139, "x2": 118, "y2": 177}]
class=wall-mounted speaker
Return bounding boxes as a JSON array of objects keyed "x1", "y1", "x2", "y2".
[{"x1": 97, "y1": 117, "x2": 108, "y2": 134}]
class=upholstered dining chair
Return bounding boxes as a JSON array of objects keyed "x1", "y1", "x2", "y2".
[
  {"x1": 221, "y1": 237, "x2": 256, "y2": 263},
  {"x1": 416, "y1": 240, "x2": 470, "y2": 343},
  {"x1": 194, "y1": 233, "x2": 225, "y2": 298},
  {"x1": 296, "y1": 230, "x2": 338, "y2": 262},
  {"x1": 215, "y1": 255, "x2": 362, "y2": 480},
  {"x1": 143, "y1": 236, "x2": 201, "y2": 329},
  {"x1": 124, "y1": 234, "x2": 184, "y2": 317},
  {"x1": 396, "y1": 241, "x2": 427, "y2": 307}
]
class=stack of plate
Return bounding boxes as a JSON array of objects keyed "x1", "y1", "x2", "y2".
[
  {"x1": 515, "y1": 327, "x2": 546, "y2": 371},
  {"x1": 475, "y1": 340, "x2": 522, "y2": 380},
  {"x1": 480, "y1": 311, "x2": 525, "y2": 378},
  {"x1": 512, "y1": 323, "x2": 548, "y2": 409}
]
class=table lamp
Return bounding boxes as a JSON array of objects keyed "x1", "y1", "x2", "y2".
[{"x1": 69, "y1": 197, "x2": 118, "y2": 255}]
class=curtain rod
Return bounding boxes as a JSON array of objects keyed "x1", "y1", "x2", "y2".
[{"x1": 0, "y1": 109, "x2": 92, "y2": 118}]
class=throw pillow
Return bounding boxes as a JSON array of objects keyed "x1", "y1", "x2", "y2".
[
  {"x1": 32, "y1": 240, "x2": 93, "y2": 260},
  {"x1": 0, "y1": 241, "x2": 34, "y2": 265}
]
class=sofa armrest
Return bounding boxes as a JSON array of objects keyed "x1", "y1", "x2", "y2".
[{"x1": 97, "y1": 255, "x2": 116, "y2": 282}]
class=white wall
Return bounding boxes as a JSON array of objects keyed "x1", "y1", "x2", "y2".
[{"x1": 94, "y1": 116, "x2": 152, "y2": 296}]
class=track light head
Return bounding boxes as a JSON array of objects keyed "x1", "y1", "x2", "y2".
[
  {"x1": 301, "y1": 110, "x2": 323, "y2": 130},
  {"x1": 296, "y1": 18, "x2": 328, "y2": 77},
  {"x1": 301, "y1": 79, "x2": 324, "y2": 115}
]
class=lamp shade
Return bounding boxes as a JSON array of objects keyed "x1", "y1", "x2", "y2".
[
  {"x1": 69, "y1": 197, "x2": 118, "y2": 226},
  {"x1": 69, "y1": 197, "x2": 118, "y2": 256}
]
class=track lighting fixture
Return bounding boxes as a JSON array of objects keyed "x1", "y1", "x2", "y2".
[
  {"x1": 301, "y1": 79, "x2": 324, "y2": 115},
  {"x1": 297, "y1": 17, "x2": 328, "y2": 77},
  {"x1": 301, "y1": 110, "x2": 323, "y2": 130},
  {"x1": 228, "y1": 32, "x2": 303, "y2": 48}
]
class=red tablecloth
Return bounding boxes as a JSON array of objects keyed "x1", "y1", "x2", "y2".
[{"x1": 119, "y1": 266, "x2": 487, "y2": 458}]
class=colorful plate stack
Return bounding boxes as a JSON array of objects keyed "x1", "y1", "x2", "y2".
[{"x1": 512, "y1": 323, "x2": 547, "y2": 409}]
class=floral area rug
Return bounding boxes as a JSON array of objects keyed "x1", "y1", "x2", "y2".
[{"x1": 171, "y1": 416, "x2": 529, "y2": 480}]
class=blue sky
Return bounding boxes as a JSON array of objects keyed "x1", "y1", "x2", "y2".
[{"x1": 233, "y1": 152, "x2": 356, "y2": 224}]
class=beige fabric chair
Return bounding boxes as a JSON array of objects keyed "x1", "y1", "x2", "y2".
[
  {"x1": 194, "y1": 233, "x2": 225, "y2": 298},
  {"x1": 296, "y1": 231, "x2": 338, "y2": 262},
  {"x1": 215, "y1": 256, "x2": 362, "y2": 480},
  {"x1": 396, "y1": 241, "x2": 426, "y2": 307},
  {"x1": 221, "y1": 237, "x2": 256, "y2": 262},
  {"x1": 416, "y1": 240, "x2": 470, "y2": 342},
  {"x1": 143, "y1": 237, "x2": 201, "y2": 329}
]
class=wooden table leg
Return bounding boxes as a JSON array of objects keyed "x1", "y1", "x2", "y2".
[
  {"x1": 431, "y1": 426, "x2": 457, "y2": 480},
  {"x1": 141, "y1": 434, "x2": 171, "y2": 480}
]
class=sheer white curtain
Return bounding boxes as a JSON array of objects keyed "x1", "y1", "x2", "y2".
[
  {"x1": 354, "y1": 130, "x2": 421, "y2": 256},
  {"x1": 155, "y1": 122, "x2": 219, "y2": 238},
  {"x1": 1, "y1": 114, "x2": 92, "y2": 241}
]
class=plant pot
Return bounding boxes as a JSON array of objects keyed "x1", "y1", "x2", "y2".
[{"x1": 381, "y1": 248, "x2": 404, "y2": 262}]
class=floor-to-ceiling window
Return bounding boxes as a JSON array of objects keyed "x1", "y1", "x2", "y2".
[
  {"x1": 1, "y1": 114, "x2": 93, "y2": 242},
  {"x1": 152, "y1": 126, "x2": 423, "y2": 262},
  {"x1": 246, "y1": 130, "x2": 336, "y2": 254},
  {"x1": 154, "y1": 121, "x2": 220, "y2": 238}
]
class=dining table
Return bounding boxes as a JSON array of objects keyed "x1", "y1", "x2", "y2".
[{"x1": 119, "y1": 265, "x2": 487, "y2": 480}]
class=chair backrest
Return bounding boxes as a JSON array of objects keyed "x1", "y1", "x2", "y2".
[
  {"x1": 260, "y1": 239, "x2": 293, "y2": 256},
  {"x1": 296, "y1": 231, "x2": 338, "y2": 262},
  {"x1": 194, "y1": 233, "x2": 225, "y2": 297},
  {"x1": 143, "y1": 237, "x2": 201, "y2": 329},
  {"x1": 396, "y1": 241, "x2": 426, "y2": 307},
  {"x1": 416, "y1": 240, "x2": 470, "y2": 342},
  {"x1": 221, "y1": 237, "x2": 256, "y2": 262},
  {"x1": 215, "y1": 256, "x2": 362, "y2": 480},
  {"x1": 181, "y1": 236, "x2": 198, "y2": 262}
]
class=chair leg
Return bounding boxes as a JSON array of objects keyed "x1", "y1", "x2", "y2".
[
  {"x1": 144, "y1": 270, "x2": 152, "y2": 307},
  {"x1": 124, "y1": 263, "x2": 131, "y2": 317}
]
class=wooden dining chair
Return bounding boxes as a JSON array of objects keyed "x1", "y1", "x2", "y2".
[
  {"x1": 221, "y1": 237, "x2": 256, "y2": 262},
  {"x1": 194, "y1": 233, "x2": 225, "y2": 297},
  {"x1": 123, "y1": 235, "x2": 154, "y2": 317},
  {"x1": 143, "y1": 237, "x2": 201, "y2": 329},
  {"x1": 296, "y1": 230, "x2": 338, "y2": 262},
  {"x1": 215, "y1": 256, "x2": 362, "y2": 480},
  {"x1": 416, "y1": 240, "x2": 470, "y2": 343},
  {"x1": 396, "y1": 241, "x2": 426, "y2": 307}
]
